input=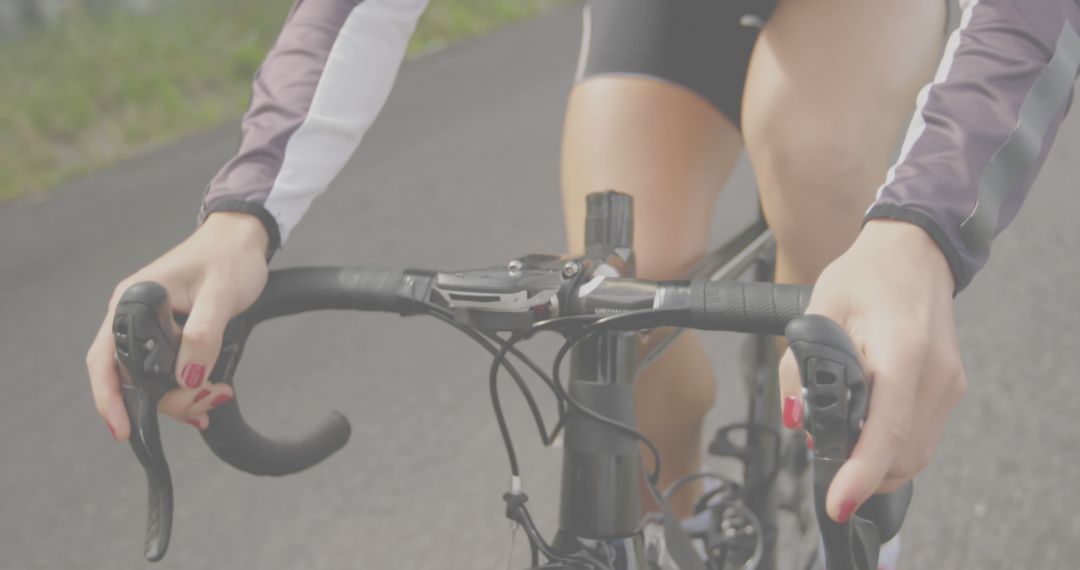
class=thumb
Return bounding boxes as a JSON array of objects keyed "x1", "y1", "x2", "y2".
[
  {"x1": 825, "y1": 344, "x2": 918, "y2": 523},
  {"x1": 174, "y1": 281, "x2": 234, "y2": 390}
]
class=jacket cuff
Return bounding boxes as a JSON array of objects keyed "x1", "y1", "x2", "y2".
[
  {"x1": 200, "y1": 199, "x2": 282, "y2": 260},
  {"x1": 864, "y1": 202, "x2": 968, "y2": 294}
]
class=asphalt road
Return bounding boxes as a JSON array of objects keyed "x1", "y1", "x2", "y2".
[{"x1": 2, "y1": 5, "x2": 1079, "y2": 569}]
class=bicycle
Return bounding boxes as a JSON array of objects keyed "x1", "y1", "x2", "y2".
[{"x1": 113, "y1": 191, "x2": 911, "y2": 570}]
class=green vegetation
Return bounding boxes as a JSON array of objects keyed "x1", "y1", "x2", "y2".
[{"x1": 0, "y1": 0, "x2": 570, "y2": 201}]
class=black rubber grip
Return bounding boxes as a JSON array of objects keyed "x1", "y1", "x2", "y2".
[
  {"x1": 120, "y1": 381, "x2": 172, "y2": 562},
  {"x1": 858, "y1": 482, "x2": 912, "y2": 544},
  {"x1": 113, "y1": 269, "x2": 428, "y2": 559},
  {"x1": 114, "y1": 282, "x2": 186, "y2": 561},
  {"x1": 200, "y1": 402, "x2": 351, "y2": 477},
  {"x1": 687, "y1": 280, "x2": 812, "y2": 335},
  {"x1": 785, "y1": 315, "x2": 913, "y2": 570},
  {"x1": 243, "y1": 266, "x2": 415, "y2": 321},
  {"x1": 199, "y1": 266, "x2": 426, "y2": 476}
]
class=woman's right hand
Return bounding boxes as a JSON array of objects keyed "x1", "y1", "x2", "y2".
[{"x1": 87, "y1": 212, "x2": 271, "y2": 440}]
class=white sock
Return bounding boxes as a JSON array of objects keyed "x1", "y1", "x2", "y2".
[
  {"x1": 680, "y1": 475, "x2": 725, "y2": 533},
  {"x1": 877, "y1": 535, "x2": 901, "y2": 570}
]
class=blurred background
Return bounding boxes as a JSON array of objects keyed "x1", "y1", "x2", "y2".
[
  {"x1": 1, "y1": 1, "x2": 1078, "y2": 569},
  {"x1": 0, "y1": 0, "x2": 567, "y2": 201}
]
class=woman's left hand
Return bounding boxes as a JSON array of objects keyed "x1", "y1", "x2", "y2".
[{"x1": 778, "y1": 219, "x2": 967, "y2": 523}]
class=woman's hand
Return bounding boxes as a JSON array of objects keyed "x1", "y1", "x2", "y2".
[
  {"x1": 86, "y1": 212, "x2": 271, "y2": 440},
  {"x1": 778, "y1": 219, "x2": 967, "y2": 523}
]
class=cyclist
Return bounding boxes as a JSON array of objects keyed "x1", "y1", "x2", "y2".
[{"x1": 86, "y1": 0, "x2": 1080, "y2": 567}]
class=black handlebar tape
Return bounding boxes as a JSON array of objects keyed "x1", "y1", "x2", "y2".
[
  {"x1": 242, "y1": 266, "x2": 425, "y2": 322},
  {"x1": 686, "y1": 280, "x2": 812, "y2": 336},
  {"x1": 198, "y1": 266, "x2": 429, "y2": 477},
  {"x1": 858, "y1": 480, "x2": 912, "y2": 544},
  {"x1": 199, "y1": 399, "x2": 351, "y2": 477},
  {"x1": 111, "y1": 269, "x2": 425, "y2": 560},
  {"x1": 113, "y1": 282, "x2": 185, "y2": 562},
  {"x1": 785, "y1": 315, "x2": 913, "y2": 570}
]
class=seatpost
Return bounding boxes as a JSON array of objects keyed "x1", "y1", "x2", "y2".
[{"x1": 554, "y1": 192, "x2": 646, "y2": 563}]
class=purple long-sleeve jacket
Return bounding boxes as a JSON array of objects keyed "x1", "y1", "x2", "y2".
[
  {"x1": 199, "y1": 0, "x2": 1080, "y2": 292},
  {"x1": 866, "y1": 0, "x2": 1080, "y2": 291}
]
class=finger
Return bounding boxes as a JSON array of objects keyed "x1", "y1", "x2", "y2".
[
  {"x1": 777, "y1": 348, "x2": 806, "y2": 430},
  {"x1": 184, "y1": 414, "x2": 210, "y2": 431},
  {"x1": 156, "y1": 393, "x2": 210, "y2": 430},
  {"x1": 174, "y1": 280, "x2": 234, "y2": 391},
  {"x1": 87, "y1": 318, "x2": 130, "y2": 441},
  {"x1": 187, "y1": 383, "x2": 235, "y2": 417},
  {"x1": 158, "y1": 387, "x2": 197, "y2": 420},
  {"x1": 877, "y1": 476, "x2": 910, "y2": 495},
  {"x1": 158, "y1": 382, "x2": 234, "y2": 421},
  {"x1": 825, "y1": 344, "x2": 919, "y2": 522}
]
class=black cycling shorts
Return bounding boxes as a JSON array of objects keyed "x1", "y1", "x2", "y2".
[{"x1": 574, "y1": 0, "x2": 779, "y2": 130}]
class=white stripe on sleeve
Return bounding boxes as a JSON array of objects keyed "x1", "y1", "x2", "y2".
[{"x1": 265, "y1": 0, "x2": 429, "y2": 243}]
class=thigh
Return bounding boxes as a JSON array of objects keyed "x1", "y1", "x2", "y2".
[
  {"x1": 561, "y1": 78, "x2": 739, "y2": 278},
  {"x1": 742, "y1": 0, "x2": 947, "y2": 278},
  {"x1": 563, "y1": 0, "x2": 767, "y2": 278}
]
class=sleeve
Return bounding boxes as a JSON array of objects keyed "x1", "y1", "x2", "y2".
[
  {"x1": 198, "y1": 0, "x2": 429, "y2": 255},
  {"x1": 864, "y1": 0, "x2": 1080, "y2": 292}
]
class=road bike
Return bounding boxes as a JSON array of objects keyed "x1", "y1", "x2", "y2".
[{"x1": 113, "y1": 191, "x2": 910, "y2": 569}]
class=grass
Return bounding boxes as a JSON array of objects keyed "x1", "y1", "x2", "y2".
[{"x1": 0, "y1": 0, "x2": 571, "y2": 202}]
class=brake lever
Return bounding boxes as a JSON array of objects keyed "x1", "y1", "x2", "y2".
[
  {"x1": 113, "y1": 282, "x2": 182, "y2": 561},
  {"x1": 785, "y1": 315, "x2": 913, "y2": 570},
  {"x1": 112, "y1": 276, "x2": 356, "y2": 561}
]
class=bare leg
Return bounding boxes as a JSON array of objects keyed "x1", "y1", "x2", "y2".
[
  {"x1": 739, "y1": 4, "x2": 944, "y2": 566},
  {"x1": 743, "y1": 0, "x2": 946, "y2": 288},
  {"x1": 561, "y1": 76, "x2": 742, "y2": 517}
]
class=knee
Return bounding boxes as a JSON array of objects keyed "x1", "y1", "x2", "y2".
[
  {"x1": 745, "y1": 106, "x2": 893, "y2": 280},
  {"x1": 747, "y1": 109, "x2": 879, "y2": 219}
]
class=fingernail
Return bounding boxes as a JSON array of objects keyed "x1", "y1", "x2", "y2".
[
  {"x1": 837, "y1": 500, "x2": 857, "y2": 523},
  {"x1": 106, "y1": 422, "x2": 118, "y2": 441},
  {"x1": 805, "y1": 433, "x2": 814, "y2": 450},
  {"x1": 210, "y1": 394, "x2": 232, "y2": 408},
  {"x1": 193, "y1": 389, "x2": 211, "y2": 403},
  {"x1": 182, "y1": 363, "x2": 205, "y2": 388},
  {"x1": 185, "y1": 419, "x2": 204, "y2": 430},
  {"x1": 782, "y1": 395, "x2": 804, "y2": 430}
]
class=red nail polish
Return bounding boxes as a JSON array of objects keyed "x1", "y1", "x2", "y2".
[
  {"x1": 805, "y1": 433, "x2": 814, "y2": 450},
  {"x1": 837, "y1": 500, "x2": 857, "y2": 523},
  {"x1": 782, "y1": 396, "x2": 804, "y2": 430},
  {"x1": 107, "y1": 422, "x2": 118, "y2": 441},
  {"x1": 182, "y1": 363, "x2": 205, "y2": 388},
  {"x1": 210, "y1": 394, "x2": 232, "y2": 408},
  {"x1": 193, "y1": 389, "x2": 211, "y2": 403}
]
